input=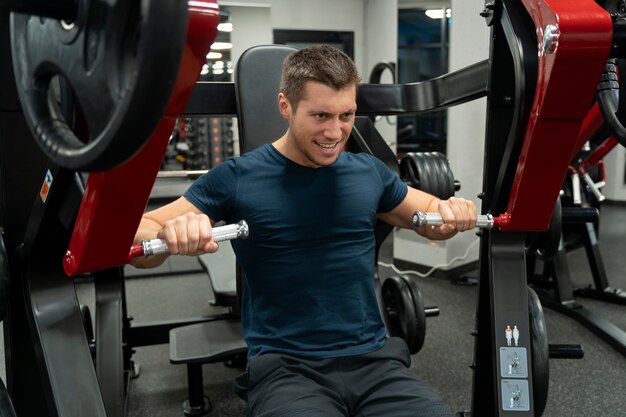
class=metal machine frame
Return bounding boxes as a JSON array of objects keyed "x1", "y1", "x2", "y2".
[{"x1": 0, "y1": 1, "x2": 622, "y2": 416}]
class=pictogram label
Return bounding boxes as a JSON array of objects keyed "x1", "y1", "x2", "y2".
[
  {"x1": 501, "y1": 379, "x2": 530, "y2": 411},
  {"x1": 40, "y1": 170, "x2": 53, "y2": 203},
  {"x1": 499, "y1": 347, "x2": 528, "y2": 378}
]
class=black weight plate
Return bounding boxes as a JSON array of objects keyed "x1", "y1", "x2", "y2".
[
  {"x1": 411, "y1": 153, "x2": 433, "y2": 196},
  {"x1": 400, "y1": 155, "x2": 419, "y2": 188},
  {"x1": 382, "y1": 276, "x2": 418, "y2": 348},
  {"x1": 10, "y1": 0, "x2": 189, "y2": 171},
  {"x1": 423, "y1": 153, "x2": 442, "y2": 199},
  {"x1": 433, "y1": 152, "x2": 455, "y2": 200},
  {"x1": 404, "y1": 277, "x2": 427, "y2": 354},
  {"x1": 528, "y1": 286, "x2": 549, "y2": 416},
  {"x1": 429, "y1": 152, "x2": 451, "y2": 200}
]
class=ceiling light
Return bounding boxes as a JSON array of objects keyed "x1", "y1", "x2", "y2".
[
  {"x1": 425, "y1": 8, "x2": 451, "y2": 19},
  {"x1": 206, "y1": 52, "x2": 223, "y2": 59},
  {"x1": 211, "y1": 42, "x2": 233, "y2": 50},
  {"x1": 218, "y1": 22, "x2": 233, "y2": 32}
]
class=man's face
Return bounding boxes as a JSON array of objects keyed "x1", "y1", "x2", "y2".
[{"x1": 279, "y1": 81, "x2": 357, "y2": 168}]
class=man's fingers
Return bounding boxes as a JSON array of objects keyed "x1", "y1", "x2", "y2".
[
  {"x1": 158, "y1": 213, "x2": 219, "y2": 256},
  {"x1": 437, "y1": 197, "x2": 478, "y2": 233},
  {"x1": 159, "y1": 222, "x2": 180, "y2": 254}
]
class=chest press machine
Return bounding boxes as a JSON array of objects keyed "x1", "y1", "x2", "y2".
[{"x1": 0, "y1": 1, "x2": 625, "y2": 417}]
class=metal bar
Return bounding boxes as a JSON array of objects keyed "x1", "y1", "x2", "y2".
[
  {"x1": 156, "y1": 170, "x2": 209, "y2": 178},
  {"x1": 578, "y1": 222, "x2": 610, "y2": 291},
  {"x1": 131, "y1": 221, "x2": 248, "y2": 259},
  {"x1": 542, "y1": 300, "x2": 626, "y2": 357},
  {"x1": 182, "y1": 61, "x2": 488, "y2": 118},
  {"x1": 356, "y1": 60, "x2": 488, "y2": 115}
]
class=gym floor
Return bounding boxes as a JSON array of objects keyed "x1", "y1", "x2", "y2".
[{"x1": 13, "y1": 204, "x2": 626, "y2": 417}]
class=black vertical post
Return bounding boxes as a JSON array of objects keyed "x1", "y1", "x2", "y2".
[{"x1": 471, "y1": 1, "x2": 538, "y2": 415}]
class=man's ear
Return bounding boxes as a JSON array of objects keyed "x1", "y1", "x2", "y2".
[{"x1": 278, "y1": 92, "x2": 291, "y2": 120}]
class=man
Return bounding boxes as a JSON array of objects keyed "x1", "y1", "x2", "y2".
[{"x1": 134, "y1": 45, "x2": 477, "y2": 417}]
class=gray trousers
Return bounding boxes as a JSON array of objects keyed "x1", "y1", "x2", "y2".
[{"x1": 234, "y1": 337, "x2": 454, "y2": 417}]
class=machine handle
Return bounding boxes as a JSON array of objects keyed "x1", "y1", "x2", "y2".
[
  {"x1": 411, "y1": 211, "x2": 507, "y2": 229},
  {"x1": 129, "y1": 220, "x2": 249, "y2": 259}
]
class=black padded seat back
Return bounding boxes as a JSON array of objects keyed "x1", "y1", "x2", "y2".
[{"x1": 235, "y1": 45, "x2": 298, "y2": 153}]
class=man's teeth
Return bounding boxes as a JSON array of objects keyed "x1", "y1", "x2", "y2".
[{"x1": 318, "y1": 142, "x2": 336, "y2": 149}]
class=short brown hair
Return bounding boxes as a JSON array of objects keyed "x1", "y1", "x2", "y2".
[{"x1": 280, "y1": 45, "x2": 361, "y2": 109}]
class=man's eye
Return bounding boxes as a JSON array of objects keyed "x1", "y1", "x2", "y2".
[
  {"x1": 314, "y1": 114, "x2": 327, "y2": 120},
  {"x1": 342, "y1": 113, "x2": 354, "y2": 119}
]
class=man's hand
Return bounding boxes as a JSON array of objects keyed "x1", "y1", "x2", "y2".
[
  {"x1": 430, "y1": 197, "x2": 477, "y2": 237},
  {"x1": 158, "y1": 212, "x2": 219, "y2": 256}
]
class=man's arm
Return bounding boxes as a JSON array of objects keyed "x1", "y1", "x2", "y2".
[
  {"x1": 377, "y1": 186, "x2": 477, "y2": 240},
  {"x1": 132, "y1": 196, "x2": 218, "y2": 268}
]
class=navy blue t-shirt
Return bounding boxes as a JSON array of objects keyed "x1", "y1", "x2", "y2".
[{"x1": 184, "y1": 144, "x2": 408, "y2": 361}]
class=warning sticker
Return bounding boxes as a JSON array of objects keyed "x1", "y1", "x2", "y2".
[{"x1": 40, "y1": 170, "x2": 53, "y2": 203}]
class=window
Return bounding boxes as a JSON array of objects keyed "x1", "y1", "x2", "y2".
[{"x1": 397, "y1": 7, "x2": 450, "y2": 154}]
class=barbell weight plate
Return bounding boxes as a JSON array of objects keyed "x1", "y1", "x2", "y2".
[
  {"x1": 528, "y1": 286, "x2": 549, "y2": 417},
  {"x1": 429, "y1": 151, "x2": 456, "y2": 200},
  {"x1": 432, "y1": 152, "x2": 451, "y2": 200},
  {"x1": 402, "y1": 152, "x2": 456, "y2": 200},
  {"x1": 436, "y1": 152, "x2": 456, "y2": 200},
  {"x1": 404, "y1": 277, "x2": 427, "y2": 354},
  {"x1": 400, "y1": 155, "x2": 419, "y2": 189},
  {"x1": 382, "y1": 276, "x2": 418, "y2": 349},
  {"x1": 10, "y1": 0, "x2": 188, "y2": 171},
  {"x1": 422, "y1": 153, "x2": 441, "y2": 198},
  {"x1": 411, "y1": 153, "x2": 434, "y2": 197}
]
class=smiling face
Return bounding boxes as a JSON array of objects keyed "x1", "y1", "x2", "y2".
[{"x1": 276, "y1": 80, "x2": 356, "y2": 168}]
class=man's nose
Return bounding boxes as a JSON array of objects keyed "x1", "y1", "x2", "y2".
[{"x1": 325, "y1": 117, "x2": 343, "y2": 140}]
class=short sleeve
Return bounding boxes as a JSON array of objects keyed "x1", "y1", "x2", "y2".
[
  {"x1": 183, "y1": 158, "x2": 238, "y2": 222},
  {"x1": 371, "y1": 156, "x2": 408, "y2": 213}
]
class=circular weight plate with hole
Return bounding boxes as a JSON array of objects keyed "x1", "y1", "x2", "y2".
[
  {"x1": 528, "y1": 286, "x2": 549, "y2": 416},
  {"x1": 401, "y1": 152, "x2": 456, "y2": 200},
  {"x1": 404, "y1": 277, "x2": 427, "y2": 354},
  {"x1": 382, "y1": 276, "x2": 422, "y2": 353},
  {"x1": 10, "y1": 0, "x2": 188, "y2": 171}
]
